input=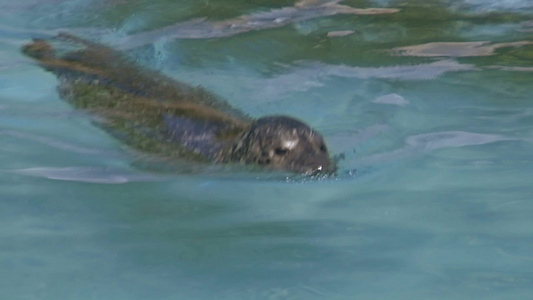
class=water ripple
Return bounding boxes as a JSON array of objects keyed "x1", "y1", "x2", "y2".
[
  {"x1": 354, "y1": 131, "x2": 520, "y2": 166},
  {"x1": 390, "y1": 41, "x2": 533, "y2": 57},
  {"x1": 0, "y1": 129, "x2": 110, "y2": 155},
  {"x1": 115, "y1": 0, "x2": 399, "y2": 49},
  {"x1": 7, "y1": 167, "x2": 161, "y2": 184}
]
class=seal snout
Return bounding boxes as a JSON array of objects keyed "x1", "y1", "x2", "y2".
[{"x1": 299, "y1": 152, "x2": 336, "y2": 176}]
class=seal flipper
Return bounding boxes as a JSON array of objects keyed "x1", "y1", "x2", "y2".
[{"x1": 163, "y1": 114, "x2": 239, "y2": 159}]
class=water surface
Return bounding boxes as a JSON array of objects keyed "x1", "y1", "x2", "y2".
[{"x1": 1, "y1": 0, "x2": 532, "y2": 299}]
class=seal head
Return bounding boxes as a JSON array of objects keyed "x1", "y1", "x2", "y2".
[{"x1": 225, "y1": 115, "x2": 334, "y2": 174}]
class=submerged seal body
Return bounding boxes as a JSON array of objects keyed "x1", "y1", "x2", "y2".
[{"x1": 21, "y1": 33, "x2": 334, "y2": 174}]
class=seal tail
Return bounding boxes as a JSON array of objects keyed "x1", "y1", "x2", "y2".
[
  {"x1": 21, "y1": 38, "x2": 56, "y2": 61},
  {"x1": 21, "y1": 33, "x2": 123, "y2": 76}
]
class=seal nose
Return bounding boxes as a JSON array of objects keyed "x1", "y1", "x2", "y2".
[
  {"x1": 304, "y1": 159, "x2": 336, "y2": 176},
  {"x1": 305, "y1": 165, "x2": 322, "y2": 176},
  {"x1": 305, "y1": 165, "x2": 326, "y2": 176}
]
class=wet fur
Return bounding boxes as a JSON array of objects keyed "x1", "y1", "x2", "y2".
[{"x1": 21, "y1": 33, "x2": 334, "y2": 174}]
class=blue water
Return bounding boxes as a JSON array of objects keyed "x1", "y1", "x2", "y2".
[{"x1": 1, "y1": 1, "x2": 532, "y2": 299}]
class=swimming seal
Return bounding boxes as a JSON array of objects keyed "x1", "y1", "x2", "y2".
[{"x1": 21, "y1": 33, "x2": 334, "y2": 175}]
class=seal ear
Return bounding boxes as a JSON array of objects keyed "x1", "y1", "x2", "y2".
[{"x1": 163, "y1": 114, "x2": 234, "y2": 159}]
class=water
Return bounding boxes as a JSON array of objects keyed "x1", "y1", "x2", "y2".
[{"x1": 1, "y1": 0, "x2": 532, "y2": 299}]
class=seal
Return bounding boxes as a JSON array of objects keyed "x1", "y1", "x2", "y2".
[{"x1": 21, "y1": 33, "x2": 334, "y2": 175}]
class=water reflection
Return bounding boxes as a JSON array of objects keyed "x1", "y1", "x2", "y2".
[
  {"x1": 1, "y1": 0, "x2": 533, "y2": 299},
  {"x1": 354, "y1": 131, "x2": 520, "y2": 166},
  {"x1": 215, "y1": 60, "x2": 480, "y2": 101},
  {"x1": 391, "y1": 41, "x2": 533, "y2": 57},
  {"x1": 8, "y1": 167, "x2": 160, "y2": 184},
  {"x1": 116, "y1": 0, "x2": 399, "y2": 48}
]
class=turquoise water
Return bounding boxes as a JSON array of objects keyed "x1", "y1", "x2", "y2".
[{"x1": 1, "y1": 0, "x2": 532, "y2": 299}]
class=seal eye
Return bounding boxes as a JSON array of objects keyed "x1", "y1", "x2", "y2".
[
  {"x1": 274, "y1": 148, "x2": 289, "y2": 156},
  {"x1": 319, "y1": 144, "x2": 327, "y2": 152}
]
